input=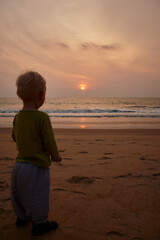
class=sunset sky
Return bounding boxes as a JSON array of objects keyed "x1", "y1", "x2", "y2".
[{"x1": 0, "y1": 0, "x2": 160, "y2": 97}]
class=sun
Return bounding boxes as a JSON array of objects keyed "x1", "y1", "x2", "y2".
[{"x1": 79, "y1": 84, "x2": 87, "y2": 91}]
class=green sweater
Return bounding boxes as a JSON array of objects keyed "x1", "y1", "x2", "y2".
[{"x1": 12, "y1": 110, "x2": 60, "y2": 168}]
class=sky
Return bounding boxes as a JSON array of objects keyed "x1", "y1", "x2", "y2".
[{"x1": 0, "y1": 0, "x2": 160, "y2": 97}]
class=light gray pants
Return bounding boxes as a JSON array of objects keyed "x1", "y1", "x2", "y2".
[{"x1": 11, "y1": 162, "x2": 50, "y2": 224}]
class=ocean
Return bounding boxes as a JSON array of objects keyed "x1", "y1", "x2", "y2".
[{"x1": 0, "y1": 97, "x2": 160, "y2": 129}]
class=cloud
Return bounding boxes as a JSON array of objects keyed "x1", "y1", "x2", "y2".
[
  {"x1": 81, "y1": 42, "x2": 120, "y2": 51},
  {"x1": 56, "y1": 43, "x2": 69, "y2": 49},
  {"x1": 101, "y1": 44, "x2": 119, "y2": 50}
]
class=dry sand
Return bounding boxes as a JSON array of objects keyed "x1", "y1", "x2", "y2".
[{"x1": 0, "y1": 128, "x2": 160, "y2": 240}]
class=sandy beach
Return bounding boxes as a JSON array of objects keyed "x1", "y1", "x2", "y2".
[{"x1": 0, "y1": 128, "x2": 160, "y2": 240}]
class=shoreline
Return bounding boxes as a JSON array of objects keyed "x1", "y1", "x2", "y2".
[
  {"x1": 1, "y1": 114, "x2": 160, "y2": 130},
  {"x1": 1, "y1": 127, "x2": 160, "y2": 134}
]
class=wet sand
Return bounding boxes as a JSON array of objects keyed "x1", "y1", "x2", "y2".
[{"x1": 0, "y1": 128, "x2": 160, "y2": 240}]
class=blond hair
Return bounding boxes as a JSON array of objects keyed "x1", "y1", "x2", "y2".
[{"x1": 16, "y1": 71, "x2": 46, "y2": 101}]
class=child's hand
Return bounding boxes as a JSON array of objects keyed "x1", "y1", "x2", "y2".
[{"x1": 55, "y1": 157, "x2": 62, "y2": 162}]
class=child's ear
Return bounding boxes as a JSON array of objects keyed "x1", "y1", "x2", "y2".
[{"x1": 39, "y1": 91, "x2": 44, "y2": 100}]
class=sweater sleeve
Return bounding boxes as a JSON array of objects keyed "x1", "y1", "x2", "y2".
[
  {"x1": 12, "y1": 115, "x2": 17, "y2": 142},
  {"x1": 41, "y1": 113, "x2": 60, "y2": 162}
]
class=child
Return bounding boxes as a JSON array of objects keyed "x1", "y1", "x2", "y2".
[{"x1": 11, "y1": 71, "x2": 61, "y2": 236}]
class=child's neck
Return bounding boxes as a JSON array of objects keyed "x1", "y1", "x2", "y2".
[{"x1": 22, "y1": 101, "x2": 38, "y2": 111}]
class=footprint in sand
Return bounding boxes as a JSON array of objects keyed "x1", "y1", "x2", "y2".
[
  {"x1": 98, "y1": 156, "x2": 112, "y2": 160},
  {"x1": 152, "y1": 172, "x2": 160, "y2": 177},
  {"x1": 106, "y1": 231, "x2": 124, "y2": 237},
  {"x1": 92, "y1": 176, "x2": 103, "y2": 180},
  {"x1": 98, "y1": 162, "x2": 109, "y2": 166},
  {"x1": 140, "y1": 157, "x2": 157, "y2": 162},
  {"x1": 64, "y1": 157, "x2": 72, "y2": 160},
  {"x1": 53, "y1": 188, "x2": 86, "y2": 195},
  {"x1": 140, "y1": 157, "x2": 147, "y2": 160},
  {"x1": 131, "y1": 238, "x2": 145, "y2": 240},
  {"x1": 78, "y1": 151, "x2": 88, "y2": 154},
  {"x1": 3, "y1": 197, "x2": 10, "y2": 202},
  {"x1": 104, "y1": 152, "x2": 113, "y2": 155},
  {"x1": 0, "y1": 157, "x2": 14, "y2": 161},
  {"x1": 114, "y1": 173, "x2": 153, "y2": 179},
  {"x1": 53, "y1": 188, "x2": 68, "y2": 192},
  {"x1": 95, "y1": 139, "x2": 105, "y2": 142},
  {"x1": 0, "y1": 181, "x2": 9, "y2": 191},
  {"x1": 57, "y1": 138, "x2": 64, "y2": 142},
  {"x1": 67, "y1": 176, "x2": 94, "y2": 184},
  {"x1": 56, "y1": 163, "x2": 65, "y2": 167},
  {"x1": 59, "y1": 149, "x2": 66, "y2": 153},
  {"x1": 114, "y1": 174, "x2": 132, "y2": 179},
  {"x1": 147, "y1": 167, "x2": 155, "y2": 170}
]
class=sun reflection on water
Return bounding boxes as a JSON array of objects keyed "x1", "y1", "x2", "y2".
[
  {"x1": 80, "y1": 124, "x2": 86, "y2": 129},
  {"x1": 80, "y1": 117, "x2": 87, "y2": 129}
]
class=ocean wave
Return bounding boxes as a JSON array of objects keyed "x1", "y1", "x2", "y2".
[
  {"x1": 0, "y1": 108, "x2": 135, "y2": 114},
  {"x1": 49, "y1": 115, "x2": 160, "y2": 118},
  {"x1": 44, "y1": 109, "x2": 135, "y2": 114},
  {"x1": 0, "y1": 107, "x2": 160, "y2": 118},
  {"x1": 1, "y1": 114, "x2": 160, "y2": 118},
  {"x1": 131, "y1": 105, "x2": 147, "y2": 108},
  {"x1": 131, "y1": 105, "x2": 160, "y2": 109},
  {"x1": 0, "y1": 109, "x2": 18, "y2": 113},
  {"x1": 1, "y1": 107, "x2": 160, "y2": 114}
]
